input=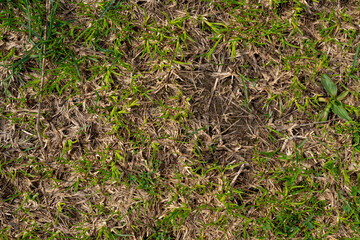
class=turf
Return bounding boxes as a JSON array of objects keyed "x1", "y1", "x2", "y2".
[{"x1": 0, "y1": 0, "x2": 360, "y2": 239}]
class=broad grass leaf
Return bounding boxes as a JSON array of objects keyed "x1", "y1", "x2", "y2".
[
  {"x1": 321, "y1": 74, "x2": 337, "y2": 97},
  {"x1": 331, "y1": 100, "x2": 352, "y2": 121},
  {"x1": 336, "y1": 90, "x2": 349, "y2": 101}
]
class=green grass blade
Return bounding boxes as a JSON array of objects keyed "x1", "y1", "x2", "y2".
[
  {"x1": 241, "y1": 75, "x2": 252, "y2": 112},
  {"x1": 24, "y1": 0, "x2": 32, "y2": 39},
  {"x1": 98, "y1": 0, "x2": 115, "y2": 20},
  {"x1": 47, "y1": 0, "x2": 59, "y2": 41},
  {"x1": 350, "y1": 44, "x2": 359, "y2": 75}
]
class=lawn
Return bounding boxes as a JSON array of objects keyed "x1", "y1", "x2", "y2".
[{"x1": 1, "y1": 0, "x2": 360, "y2": 239}]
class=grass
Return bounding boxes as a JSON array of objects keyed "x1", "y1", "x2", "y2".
[{"x1": 1, "y1": 0, "x2": 360, "y2": 239}]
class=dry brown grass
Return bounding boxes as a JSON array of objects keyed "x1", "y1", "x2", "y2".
[{"x1": 1, "y1": 0, "x2": 360, "y2": 239}]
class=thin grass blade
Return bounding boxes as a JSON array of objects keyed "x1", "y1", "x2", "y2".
[
  {"x1": 99, "y1": 0, "x2": 115, "y2": 20},
  {"x1": 351, "y1": 44, "x2": 359, "y2": 75}
]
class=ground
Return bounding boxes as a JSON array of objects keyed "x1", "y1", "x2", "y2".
[{"x1": 1, "y1": 0, "x2": 360, "y2": 239}]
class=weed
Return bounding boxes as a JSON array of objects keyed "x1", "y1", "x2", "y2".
[{"x1": 318, "y1": 74, "x2": 352, "y2": 121}]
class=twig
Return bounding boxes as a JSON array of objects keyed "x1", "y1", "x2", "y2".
[
  {"x1": 274, "y1": 118, "x2": 342, "y2": 132},
  {"x1": 205, "y1": 64, "x2": 223, "y2": 125},
  {"x1": 36, "y1": 0, "x2": 50, "y2": 160},
  {"x1": 230, "y1": 164, "x2": 245, "y2": 187},
  {"x1": 206, "y1": 77, "x2": 219, "y2": 113}
]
